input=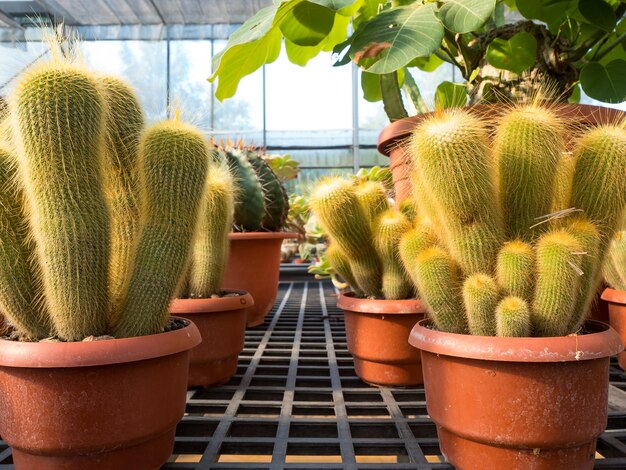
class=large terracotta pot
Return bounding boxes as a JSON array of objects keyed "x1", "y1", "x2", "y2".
[
  {"x1": 409, "y1": 319, "x2": 622, "y2": 470},
  {"x1": 170, "y1": 290, "x2": 253, "y2": 387},
  {"x1": 602, "y1": 287, "x2": 626, "y2": 370},
  {"x1": 337, "y1": 292, "x2": 427, "y2": 386},
  {"x1": 378, "y1": 104, "x2": 626, "y2": 205},
  {"x1": 223, "y1": 232, "x2": 297, "y2": 327},
  {"x1": 0, "y1": 318, "x2": 201, "y2": 469}
]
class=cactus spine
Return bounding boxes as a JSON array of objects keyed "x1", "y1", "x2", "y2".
[
  {"x1": 496, "y1": 240, "x2": 535, "y2": 302},
  {"x1": 189, "y1": 162, "x2": 234, "y2": 298},
  {"x1": 551, "y1": 153, "x2": 577, "y2": 214},
  {"x1": 225, "y1": 148, "x2": 264, "y2": 232},
  {"x1": 494, "y1": 105, "x2": 563, "y2": 240},
  {"x1": 246, "y1": 151, "x2": 288, "y2": 231},
  {"x1": 310, "y1": 177, "x2": 382, "y2": 297},
  {"x1": 114, "y1": 120, "x2": 209, "y2": 337},
  {"x1": 496, "y1": 296, "x2": 531, "y2": 337},
  {"x1": 354, "y1": 181, "x2": 390, "y2": 224},
  {"x1": 373, "y1": 209, "x2": 413, "y2": 300},
  {"x1": 100, "y1": 75, "x2": 145, "y2": 326},
  {"x1": 604, "y1": 231, "x2": 626, "y2": 290},
  {"x1": 326, "y1": 243, "x2": 363, "y2": 296},
  {"x1": 462, "y1": 274, "x2": 500, "y2": 336},
  {"x1": 12, "y1": 63, "x2": 110, "y2": 341}
]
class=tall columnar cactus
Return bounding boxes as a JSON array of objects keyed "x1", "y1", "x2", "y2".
[
  {"x1": 12, "y1": 63, "x2": 110, "y2": 341},
  {"x1": 325, "y1": 243, "x2": 363, "y2": 297},
  {"x1": 114, "y1": 120, "x2": 209, "y2": 337},
  {"x1": 462, "y1": 274, "x2": 500, "y2": 336},
  {"x1": 225, "y1": 148, "x2": 264, "y2": 231},
  {"x1": 188, "y1": 162, "x2": 234, "y2": 298},
  {"x1": 496, "y1": 240, "x2": 535, "y2": 302},
  {"x1": 245, "y1": 150, "x2": 289, "y2": 231},
  {"x1": 604, "y1": 231, "x2": 626, "y2": 291},
  {"x1": 372, "y1": 209, "x2": 413, "y2": 300},
  {"x1": 354, "y1": 181, "x2": 390, "y2": 224},
  {"x1": 409, "y1": 109, "x2": 503, "y2": 275},
  {"x1": 0, "y1": 145, "x2": 50, "y2": 339},
  {"x1": 494, "y1": 105, "x2": 563, "y2": 240},
  {"x1": 495, "y1": 296, "x2": 531, "y2": 337},
  {"x1": 100, "y1": 75, "x2": 145, "y2": 326},
  {"x1": 551, "y1": 153, "x2": 577, "y2": 214},
  {"x1": 310, "y1": 177, "x2": 382, "y2": 297}
]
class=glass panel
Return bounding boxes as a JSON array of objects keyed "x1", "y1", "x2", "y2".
[{"x1": 0, "y1": 41, "x2": 49, "y2": 93}]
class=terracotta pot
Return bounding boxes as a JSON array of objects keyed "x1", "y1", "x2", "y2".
[
  {"x1": 602, "y1": 288, "x2": 626, "y2": 370},
  {"x1": 409, "y1": 319, "x2": 622, "y2": 470},
  {"x1": 337, "y1": 292, "x2": 427, "y2": 386},
  {"x1": 0, "y1": 318, "x2": 200, "y2": 470},
  {"x1": 170, "y1": 290, "x2": 253, "y2": 387},
  {"x1": 223, "y1": 232, "x2": 297, "y2": 327},
  {"x1": 378, "y1": 104, "x2": 626, "y2": 205}
]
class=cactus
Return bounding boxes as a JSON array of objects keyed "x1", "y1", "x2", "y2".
[
  {"x1": 0, "y1": 145, "x2": 51, "y2": 339},
  {"x1": 494, "y1": 105, "x2": 563, "y2": 240},
  {"x1": 310, "y1": 177, "x2": 382, "y2": 297},
  {"x1": 114, "y1": 120, "x2": 209, "y2": 337},
  {"x1": 100, "y1": 75, "x2": 145, "y2": 326},
  {"x1": 188, "y1": 162, "x2": 234, "y2": 298},
  {"x1": 372, "y1": 209, "x2": 413, "y2": 300},
  {"x1": 408, "y1": 109, "x2": 503, "y2": 275},
  {"x1": 12, "y1": 63, "x2": 110, "y2": 341},
  {"x1": 462, "y1": 274, "x2": 500, "y2": 336},
  {"x1": 496, "y1": 240, "x2": 535, "y2": 302},
  {"x1": 245, "y1": 150, "x2": 289, "y2": 231},
  {"x1": 551, "y1": 153, "x2": 577, "y2": 214},
  {"x1": 354, "y1": 181, "x2": 390, "y2": 225},
  {"x1": 398, "y1": 196, "x2": 420, "y2": 224},
  {"x1": 325, "y1": 243, "x2": 363, "y2": 296},
  {"x1": 604, "y1": 231, "x2": 626, "y2": 290},
  {"x1": 225, "y1": 147, "x2": 264, "y2": 231},
  {"x1": 532, "y1": 230, "x2": 583, "y2": 337},
  {"x1": 496, "y1": 296, "x2": 531, "y2": 337}
]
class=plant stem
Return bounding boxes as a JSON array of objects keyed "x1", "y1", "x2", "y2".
[
  {"x1": 380, "y1": 72, "x2": 408, "y2": 122},
  {"x1": 594, "y1": 33, "x2": 626, "y2": 62},
  {"x1": 403, "y1": 70, "x2": 430, "y2": 114}
]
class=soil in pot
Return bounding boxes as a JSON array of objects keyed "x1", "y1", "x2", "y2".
[
  {"x1": 223, "y1": 232, "x2": 296, "y2": 327},
  {"x1": 337, "y1": 292, "x2": 427, "y2": 386},
  {"x1": 170, "y1": 290, "x2": 253, "y2": 387},
  {"x1": 409, "y1": 319, "x2": 623, "y2": 470},
  {"x1": 602, "y1": 288, "x2": 626, "y2": 370},
  {"x1": 0, "y1": 318, "x2": 201, "y2": 470}
]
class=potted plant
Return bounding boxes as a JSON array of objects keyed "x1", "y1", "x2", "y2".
[
  {"x1": 171, "y1": 163, "x2": 254, "y2": 387},
  {"x1": 309, "y1": 177, "x2": 427, "y2": 386},
  {"x1": 0, "y1": 56, "x2": 208, "y2": 468},
  {"x1": 217, "y1": 144, "x2": 296, "y2": 327},
  {"x1": 602, "y1": 229, "x2": 626, "y2": 369},
  {"x1": 400, "y1": 103, "x2": 625, "y2": 468}
]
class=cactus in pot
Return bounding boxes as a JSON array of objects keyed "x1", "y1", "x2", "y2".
[{"x1": 604, "y1": 230, "x2": 626, "y2": 291}]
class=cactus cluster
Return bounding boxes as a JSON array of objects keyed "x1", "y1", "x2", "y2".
[
  {"x1": 604, "y1": 228, "x2": 626, "y2": 291},
  {"x1": 0, "y1": 54, "x2": 231, "y2": 341},
  {"x1": 398, "y1": 104, "x2": 626, "y2": 337}
]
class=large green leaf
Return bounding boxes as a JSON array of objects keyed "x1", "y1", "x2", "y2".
[
  {"x1": 517, "y1": 0, "x2": 576, "y2": 24},
  {"x1": 285, "y1": 13, "x2": 350, "y2": 65},
  {"x1": 309, "y1": 0, "x2": 360, "y2": 12},
  {"x1": 408, "y1": 54, "x2": 444, "y2": 71},
  {"x1": 361, "y1": 71, "x2": 383, "y2": 101},
  {"x1": 438, "y1": 0, "x2": 496, "y2": 33},
  {"x1": 348, "y1": 4, "x2": 444, "y2": 74},
  {"x1": 486, "y1": 31, "x2": 537, "y2": 75},
  {"x1": 278, "y1": 1, "x2": 336, "y2": 46},
  {"x1": 578, "y1": 0, "x2": 616, "y2": 32},
  {"x1": 435, "y1": 81, "x2": 467, "y2": 109},
  {"x1": 580, "y1": 59, "x2": 626, "y2": 103}
]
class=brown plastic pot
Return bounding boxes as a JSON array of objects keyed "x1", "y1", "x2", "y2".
[
  {"x1": 337, "y1": 292, "x2": 427, "y2": 386},
  {"x1": 409, "y1": 319, "x2": 623, "y2": 470},
  {"x1": 170, "y1": 290, "x2": 253, "y2": 387},
  {"x1": 223, "y1": 232, "x2": 297, "y2": 327},
  {"x1": 602, "y1": 288, "x2": 626, "y2": 370},
  {"x1": 0, "y1": 318, "x2": 200, "y2": 470},
  {"x1": 378, "y1": 104, "x2": 626, "y2": 205}
]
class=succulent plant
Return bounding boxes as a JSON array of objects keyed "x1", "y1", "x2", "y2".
[
  {"x1": 604, "y1": 230, "x2": 626, "y2": 291},
  {"x1": 245, "y1": 149, "x2": 289, "y2": 231}
]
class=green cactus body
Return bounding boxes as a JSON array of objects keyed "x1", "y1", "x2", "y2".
[
  {"x1": 0, "y1": 118, "x2": 13, "y2": 150},
  {"x1": 310, "y1": 177, "x2": 382, "y2": 297},
  {"x1": 462, "y1": 274, "x2": 500, "y2": 336},
  {"x1": 0, "y1": 146, "x2": 50, "y2": 339},
  {"x1": 567, "y1": 218, "x2": 602, "y2": 331},
  {"x1": 373, "y1": 209, "x2": 413, "y2": 300},
  {"x1": 408, "y1": 246, "x2": 467, "y2": 333},
  {"x1": 114, "y1": 120, "x2": 209, "y2": 337},
  {"x1": 532, "y1": 230, "x2": 583, "y2": 337},
  {"x1": 246, "y1": 151, "x2": 288, "y2": 231},
  {"x1": 12, "y1": 63, "x2": 110, "y2": 341},
  {"x1": 100, "y1": 75, "x2": 145, "y2": 326},
  {"x1": 354, "y1": 181, "x2": 390, "y2": 225},
  {"x1": 496, "y1": 240, "x2": 535, "y2": 302},
  {"x1": 189, "y1": 163, "x2": 234, "y2": 298},
  {"x1": 399, "y1": 226, "x2": 439, "y2": 274},
  {"x1": 604, "y1": 231, "x2": 626, "y2": 290},
  {"x1": 551, "y1": 153, "x2": 577, "y2": 215},
  {"x1": 409, "y1": 110, "x2": 503, "y2": 275},
  {"x1": 398, "y1": 196, "x2": 420, "y2": 224},
  {"x1": 225, "y1": 148, "x2": 264, "y2": 231},
  {"x1": 326, "y1": 243, "x2": 363, "y2": 296},
  {"x1": 496, "y1": 296, "x2": 531, "y2": 337},
  {"x1": 494, "y1": 105, "x2": 563, "y2": 240}
]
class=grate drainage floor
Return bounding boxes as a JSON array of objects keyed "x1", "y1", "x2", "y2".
[{"x1": 1, "y1": 281, "x2": 626, "y2": 468}]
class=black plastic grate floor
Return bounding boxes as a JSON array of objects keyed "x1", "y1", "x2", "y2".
[{"x1": 1, "y1": 281, "x2": 626, "y2": 469}]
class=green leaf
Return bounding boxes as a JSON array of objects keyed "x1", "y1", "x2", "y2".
[
  {"x1": 438, "y1": 0, "x2": 496, "y2": 34},
  {"x1": 278, "y1": 1, "x2": 336, "y2": 46},
  {"x1": 285, "y1": 39, "x2": 324, "y2": 65},
  {"x1": 517, "y1": 0, "x2": 576, "y2": 24},
  {"x1": 486, "y1": 31, "x2": 537, "y2": 75},
  {"x1": 578, "y1": 0, "x2": 616, "y2": 32},
  {"x1": 362, "y1": 71, "x2": 383, "y2": 101},
  {"x1": 309, "y1": 0, "x2": 358, "y2": 10},
  {"x1": 579, "y1": 59, "x2": 626, "y2": 103},
  {"x1": 284, "y1": 12, "x2": 350, "y2": 65},
  {"x1": 349, "y1": 4, "x2": 444, "y2": 74},
  {"x1": 408, "y1": 54, "x2": 444, "y2": 71},
  {"x1": 435, "y1": 81, "x2": 467, "y2": 109},
  {"x1": 568, "y1": 83, "x2": 581, "y2": 103}
]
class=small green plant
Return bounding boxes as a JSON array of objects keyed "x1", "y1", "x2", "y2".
[
  {"x1": 604, "y1": 230, "x2": 626, "y2": 291},
  {"x1": 263, "y1": 153, "x2": 300, "y2": 183}
]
